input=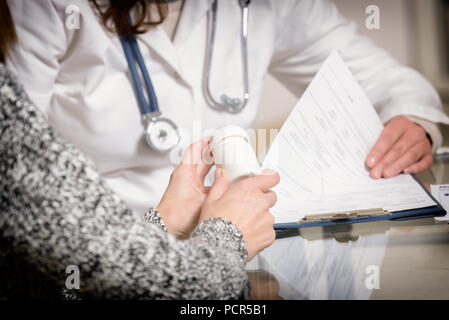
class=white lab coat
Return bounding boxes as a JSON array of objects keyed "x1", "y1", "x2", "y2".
[{"x1": 7, "y1": 0, "x2": 449, "y2": 213}]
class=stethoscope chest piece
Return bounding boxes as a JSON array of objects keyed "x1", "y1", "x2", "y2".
[
  {"x1": 144, "y1": 113, "x2": 180, "y2": 152},
  {"x1": 121, "y1": 33, "x2": 181, "y2": 153}
]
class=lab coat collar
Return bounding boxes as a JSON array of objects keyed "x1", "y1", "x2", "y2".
[
  {"x1": 173, "y1": 0, "x2": 214, "y2": 47},
  {"x1": 136, "y1": 0, "x2": 213, "y2": 80},
  {"x1": 137, "y1": 27, "x2": 181, "y2": 74}
]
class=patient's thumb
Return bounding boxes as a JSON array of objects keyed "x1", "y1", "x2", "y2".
[{"x1": 208, "y1": 168, "x2": 230, "y2": 201}]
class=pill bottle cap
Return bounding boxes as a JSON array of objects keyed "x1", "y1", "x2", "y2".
[
  {"x1": 209, "y1": 125, "x2": 250, "y2": 151},
  {"x1": 209, "y1": 125, "x2": 260, "y2": 182}
]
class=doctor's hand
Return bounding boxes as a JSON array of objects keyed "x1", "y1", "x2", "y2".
[
  {"x1": 200, "y1": 168, "x2": 280, "y2": 261},
  {"x1": 366, "y1": 115, "x2": 433, "y2": 179},
  {"x1": 157, "y1": 137, "x2": 214, "y2": 239}
]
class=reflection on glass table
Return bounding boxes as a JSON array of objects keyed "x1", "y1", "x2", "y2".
[{"x1": 246, "y1": 155, "x2": 449, "y2": 300}]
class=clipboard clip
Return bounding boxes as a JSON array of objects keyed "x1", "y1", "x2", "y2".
[{"x1": 299, "y1": 208, "x2": 391, "y2": 224}]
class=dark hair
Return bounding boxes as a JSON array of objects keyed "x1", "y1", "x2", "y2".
[
  {"x1": 0, "y1": 0, "x2": 17, "y2": 63},
  {"x1": 89, "y1": 0, "x2": 168, "y2": 36}
]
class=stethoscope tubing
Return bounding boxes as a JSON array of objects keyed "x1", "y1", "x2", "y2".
[
  {"x1": 203, "y1": 0, "x2": 250, "y2": 113},
  {"x1": 120, "y1": 35, "x2": 160, "y2": 115},
  {"x1": 122, "y1": 0, "x2": 251, "y2": 117}
]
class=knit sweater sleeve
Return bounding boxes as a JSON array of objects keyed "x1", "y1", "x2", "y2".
[
  {"x1": 0, "y1": 64, "x2": 248, "y2": 299},
  {"x1": 143, "y1": 208, "x2": 168, "y2": 231}
]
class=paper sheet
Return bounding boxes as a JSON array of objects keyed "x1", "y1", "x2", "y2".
[{"x1": 262, "y1": 51, "x2": 436, "y2": 224}]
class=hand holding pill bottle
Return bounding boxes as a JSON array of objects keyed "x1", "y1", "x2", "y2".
[{"x1": 209, "y1": 126, "x2": 261, "y2": 182}]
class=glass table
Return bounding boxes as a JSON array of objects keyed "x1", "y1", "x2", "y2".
[{"x1": 246, "y1": 155, "x2": 449, "y2": 300}]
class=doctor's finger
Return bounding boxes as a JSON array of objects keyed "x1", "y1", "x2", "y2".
[
  {"x1": 369, "y1": 131, "x2": 419, "y2": 178},
  {"x1": 366, "y1": 119, "x2": 407, "y2": 168},
  {"x1": 382, "y1": 140, "x2": 430, "y2": 178},
  {"x1": 403, "y1": 154, "x2": 433, "y2": 174}
]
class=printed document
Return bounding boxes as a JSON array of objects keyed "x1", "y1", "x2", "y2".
[{"x1": 262, "y1": 51, "x2": 436, "y2": 224}]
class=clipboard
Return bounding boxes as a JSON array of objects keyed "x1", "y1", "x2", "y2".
[{"x1": 273, "y1": 175, "x2": 447, "y2": 230}]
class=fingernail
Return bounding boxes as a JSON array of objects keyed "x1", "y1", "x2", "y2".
[
  {"x1": 384, "y1": 168, "x2": 395, "y2": 178},
  {"x1": 368, "y1": 156, "x2": 377, "y2": 167},
  {"x1": 372, "y1": 168, "x2": 382, "y2": 179},
  {"x1": 215, "y1": 168, "x2": 222, "y2": 179},
  {"x1": 262, "y1": 168, "x2": 277, "y2": 175},
  {"x1": 404, "y1": 168, "x2": 411, "y2": 174}
]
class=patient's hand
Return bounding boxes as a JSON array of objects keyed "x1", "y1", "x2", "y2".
[
  {"x1": 200, "y1": 168, "x2": 279, "y2": 261},
  {"x1": 366, "y1": 115, "x2": 433, "y2": 179},
  {"x1": 157, "y1": 137, "x2": 213, "y2": 239}
]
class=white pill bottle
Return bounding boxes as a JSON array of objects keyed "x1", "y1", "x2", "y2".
[{"x1": 209, "y1": 126, "x2": 261, "y2": 182}]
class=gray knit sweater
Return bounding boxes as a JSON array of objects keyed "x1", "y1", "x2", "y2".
[{"x1": 0, "y1": 64, "x2": 248, "y2": 299}]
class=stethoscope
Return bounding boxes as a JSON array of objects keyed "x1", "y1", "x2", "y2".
[
  {"x1": 120, "y1": 0, "x2": 251, "y2": 152},
  {"x1": 204, "y1": 0, "x2": 251, "y2": 114}
]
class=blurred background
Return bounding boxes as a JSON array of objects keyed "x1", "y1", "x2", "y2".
[{"x1": 254, "y1": 0, "x2": 449, "y2": 131}]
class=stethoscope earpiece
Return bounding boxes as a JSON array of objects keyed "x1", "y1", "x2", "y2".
[{"x1": 220, "y1": 95, "x2": 245, "y2": 113}]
